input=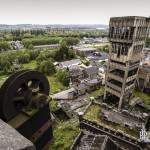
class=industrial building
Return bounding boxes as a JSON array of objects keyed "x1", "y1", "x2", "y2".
[{"x1": 104, "y1": 16, "x2": 150, "y2": 110}]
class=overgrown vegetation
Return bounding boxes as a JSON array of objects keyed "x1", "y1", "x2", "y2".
[
  {"x1": 23, "y1": 37, "x2": 61, "y2": 48},
  {"x1": 0, "y1": 41, "x2": 10, "y2": 51},
  {"x1": 134, "y1": 90, "x2": 150, "y2": 105},
  {"x1": 84, "y1": 103, "x2": 139, "y2": 138},
  {"x1": 47, "y1": 75, "x2": 68, "y2": 94},
  {"x1": 84, "y1": 104, "x2": 101, "y2": 121},
  {"x1": 0, "y1": 38, "x2": 76, "y2": 74},
  {"x1": 146, "y1": 38, "x2": 150, "y2": 47},
  {"x1": 50, "y1": 99, "x2": 59, "y2": 112},
  {"x1": 51, "y1": 119, "x2": 80, "y2": 150},
  {"x1": 56, "y1": 70, "x2": 70, "y2": 86},
  {"x1": 97, "y1": 44, "x2": 110, "y2": 53}
]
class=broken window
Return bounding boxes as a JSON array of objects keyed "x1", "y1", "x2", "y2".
[
  {"x1": 109, "y1": 79, "x2": 122, "y2": 87},
  {"x1": 128, "y1": 68, "x2": 138, "y2": 77},
  {"x1": 110, "y1": 69, "x2": 125, "y2": 78}
]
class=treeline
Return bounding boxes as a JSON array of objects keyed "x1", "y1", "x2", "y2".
[
  {"x1": 22, "y1": 36, "x2": 79, "y2": 48},
  {"x1": 0, "y1": 29, "x2": 108, "y2": 41},
  {"x1": 22, "y1": 37, "x2": 61, "y2": 49}
]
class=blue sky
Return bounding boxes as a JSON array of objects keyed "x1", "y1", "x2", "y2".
[{"x1": 0, "y1": 0, "x2": 149, "y2": 24}]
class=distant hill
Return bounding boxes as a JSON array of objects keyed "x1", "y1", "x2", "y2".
[{"x1": 0, "y1": 24, "x2": 108, "y2": 30}]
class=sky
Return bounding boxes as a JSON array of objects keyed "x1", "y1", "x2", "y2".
[{"x1": 0, "y1": 0, "x2": 149, "y2": 25}]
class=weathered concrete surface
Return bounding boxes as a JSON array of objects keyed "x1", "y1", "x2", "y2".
[{"x1": 0, "y1": 119, "x2": 36, "y2": 150}]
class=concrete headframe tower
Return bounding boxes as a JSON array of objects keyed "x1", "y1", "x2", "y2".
[{"x1": 104, "y1": 16, "x2": 150, "y2": 110}]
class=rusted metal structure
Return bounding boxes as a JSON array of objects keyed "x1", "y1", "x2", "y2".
[
  {"x1": 0, "y1": 70, "x2": 53, "y2": 150},
  {"x1": 104, "y1": 16, "x2": 150, "y2": 110}
]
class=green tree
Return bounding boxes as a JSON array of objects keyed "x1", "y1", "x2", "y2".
[
  {"x1": 36, "y1": 53, "x2": 47, "y2": 64},
  {"x1": 56, "y1": 69, "x2": 70, "y2": 86},
  {"x1": 68, "y1": 49, "x2": 76, "y2": 59},
  {"x1": 22, "y1": 37, "x2": 61, "y2": 47},
  {"x1": 38, "y1": 60, "x2": 55, "y2": 75},
  {"x1": 55, "y1": 41, "x2": 69, "y2": 61},
  {"x1": 27, "y1": 44, "x2": 34, "y2": 49},
  {"x1": 55, "y1": 41, "x2": 76, "y2": 61},
  {"x1": 17, "y1": 53, "x2": 30, "y2": 64},
  {"x1": 27, "y1": 50, "x2": 40, "y2": 60},
  {"x1": 0, "y1": 57, "x2": 12, "y2": 73},
  {"x1": 0, "y1": 41, "x2": 10, "y2": 52},
  {"x1": 61, "y1": 37, "x2": 80, "y2": 46}
]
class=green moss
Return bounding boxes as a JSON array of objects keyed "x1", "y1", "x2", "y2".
[
  {"x1": 51, "y1": 119, "x2": 80, "y2": 150},
  {"x1": 134, "y1": 90, "x2": 150, "y2": 105}
]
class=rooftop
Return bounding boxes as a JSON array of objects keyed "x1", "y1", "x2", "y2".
[
  {"x1": 52, "y1": 88, "x2": 75, "y2": 100},
  {"x1": 76, "y1": 47, "x2": 97, "y2": 51},
  {"x1": 60, "y1": 59, "x2": 81, "y2": 68},
  {"x1": 110, "y1": 16, "x2": 150, "y2": 20},
  {"x1": 84, "y1": 66, "x2": 98, "y2": 75},
  {"x1": 34, "y1": 44, "x2": 60, "y2": 48}
]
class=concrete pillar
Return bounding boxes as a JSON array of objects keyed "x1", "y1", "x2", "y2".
[{"x1": 118, "y1": 63, "x2": 129, "y2": 110}]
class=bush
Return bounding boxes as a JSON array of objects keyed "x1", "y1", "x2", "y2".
[
  {"x1": 61, "y1": 37, "x2": 80, "y2": 46},
  {"x1": 146, "y1": 38, "x2": 150, "y2": 47},
  {"x1": 17, "y1": 52, "x2": 30, "y2": 64},
  {"x1": 27, "y1": 50, "x2": 40, "y2": 60},
  {"x1": 37, "y1": 60, "x2": 56, "y2": 75},
  {"x1": 68, "y1": 49, "x2": 76, "y2": 59},
  {"x1": 56, "y1": 70, "x2": 70, "y2": 86},
  {"x1": 0, "y1": 41, "x2": 10, "y2": 52},
  {"x1": 0, "y1": 55, "x2": 12, "y2": 73},
  {"x1": 55, "y1": 42, "x2": 76, "y2": 61}
]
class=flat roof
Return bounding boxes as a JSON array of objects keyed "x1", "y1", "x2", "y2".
[
  {"x1": 76, "y1": 47, "x2": 97, "y2": 51},
  {"x1": 110, "y1": 16, "x2": 149, "y2": 20},
  {"x1": 60, "y1": 59, "x2": 81, "y2": 67},
  {"x1": 34, "y1": 44, "x2": 60, "y2": 48}
]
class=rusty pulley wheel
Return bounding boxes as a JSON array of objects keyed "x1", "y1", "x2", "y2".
[{"x1": 0, "y1": 70, "x2": 50, "y2": 121}]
